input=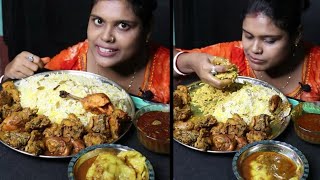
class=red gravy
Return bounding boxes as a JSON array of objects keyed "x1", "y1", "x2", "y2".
[
  {"x1": 136, "y1": 111, "x2": 170, "y2": 140},
  {"x1": 297, "y1": 113, "x2": 320, "y2": 132},
  {"x1": 240, "y1": 151, "x2": 298, "y2": 180},
  {"x1": 74, "y1": 156, "x2": 97, "y2": 180}
]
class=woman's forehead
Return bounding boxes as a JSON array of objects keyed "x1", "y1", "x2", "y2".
[
  {"x1": 92, "y1": 0, "x2": 138, "y2": 21},
  {"x1": 243, "y1": 13, "x2": 286, "y2": 36}
]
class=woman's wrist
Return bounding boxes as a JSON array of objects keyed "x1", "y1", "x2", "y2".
[
  {"x1": 0, "y1": 75, "x2": 4, "y2": 83},
  {"x1": 173, "y1": 51, "x2": 188, "y2": 76}
]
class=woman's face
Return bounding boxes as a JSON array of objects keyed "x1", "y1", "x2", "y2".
[
  {"x1": 87, "y1": 0, "x2": 145, "y2": 67},
  {"x1": 242, "y1": 13, "x2": 292, "y2": 71}
]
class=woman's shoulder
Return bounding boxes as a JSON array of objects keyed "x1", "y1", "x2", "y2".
[{"x1": 149, "y1": 43, "x2": 170, "y2": 63}]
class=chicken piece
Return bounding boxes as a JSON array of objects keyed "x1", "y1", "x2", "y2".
[
  {"x1": 83, "y1": 132, "x2": 108, "y2": 147},
  {"x1": 44, "y1": 137, "x2": 73, "y2": 156},
  {"x1": 1, "y1": 103, "x2": 22, "y2": 119},
  {"x1": 25, "y1": 130, "x2": 45, "y2": 155},
  {"x1": 43, "y1": 123, "x2": 62, "y2": 138},
  {"x1": 174, "y1": 121, "x2": 194, "y2": 131},
  {"x1": 173, "y1": 85, "x2": 192, "y2": 122},
  {"x1": 194, "y1": 115, "x2": 217, "y2": 130},
  {"x1": 249, "y1": 114, "x2": 272, "y2": 135},
  {"x1": 106, "y1": 109, "x2": 130, "y2": 140},
  {"x1": 226, "y1": 114, "x2": 247, "y2": 137},
  {"x1": 269, "y1": 95, "x2": 282, "y2": 113},
  {"x1": 0, "y1": 108, "x2": 36, "y2": 131},
  {"x1": 86, "y1": 114, "x2": 111, "y2": 135},
  {"x1": 246, "y1": 130, "x2": 268, "y2": 143},
  {"x1": 173, "y1": 106, "x2": 192, "y2": 122},
  {"x1": 1, "y1": 81, "x2": 20, "y2": 103},
  {"x1": 210, "y1": 122, "x2": 228, "y2": 135},
  {"x1": 235, "y1": 136, "x2": 248, "y2": 150},
  {"x1": 173, "y1": 85, "x2": 191, "y2": 108},
  {"x1": 61, "y1": 114, "x2": 84, "y2": 139},
  {"x1": 194, "y1": 129, "x2": 211, "y2": 150},
  {"x1": 59, "y1": 91, "x2": 115, "y2": 115},
  {"x1": 25, "y1": 115, "x2": 51, "y2": 131},
  {"x1": 173, "y1": 129, "x2": 199, "y2": 145},
  {"x1": 0, "y1": 131, "x2": 30, "y2": 149},
  {"x1": 211, "y1": 134, "x2": 236, "y2": 151},
  {"x1": 71, "y1": 139, "x2": 86, "y2": 155},
  {"x1": 80, "y1": 93, "x2": 114, "y2": 115},
  {"x1": 0, "y1": 91, "x2": 13, "y2": 107}
]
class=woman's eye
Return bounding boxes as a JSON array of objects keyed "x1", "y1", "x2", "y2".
[
  {"x1": 118, "y1": 23, "x2": 130, "y2": 30},
  {"x1": 264, "y1": 39, "x2": 276, "y2": 44},
  {"x1": 93, "y1": 18, "x2": 103, "y2": 25},
  {"x1": 244, "y1": 35, "x2": 253, "y2": 40}
]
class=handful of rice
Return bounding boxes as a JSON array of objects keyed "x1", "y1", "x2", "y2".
[{"x1": 210, "y1": 56, "x2": 238, "y2": 82}]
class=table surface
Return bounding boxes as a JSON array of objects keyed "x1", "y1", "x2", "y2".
[{"x1": 0, "y1": 126, "x2": 170, "y2": 180}]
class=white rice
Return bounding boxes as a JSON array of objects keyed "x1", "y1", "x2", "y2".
[
  {"x1": 190, "y1": 83, "x2": 282, "y2": 124},
  {"x1": 16, "y1": 73, "x2": 129, "y2": 126}
]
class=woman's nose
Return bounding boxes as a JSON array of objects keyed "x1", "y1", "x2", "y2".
[
  {"x1": 251, "y1": 41, "x2": 263, "y2": 54},
  {"x1": 100, "y1": 28, "x2": 115, "y2": 43}
]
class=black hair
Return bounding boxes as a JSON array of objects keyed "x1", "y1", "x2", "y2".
[
  {"x1": 91, "y1": 0, "x2": 157, "y2": 29},
  {"x1": 242, "y1": 0, "x2": 310, "y2": 37}
]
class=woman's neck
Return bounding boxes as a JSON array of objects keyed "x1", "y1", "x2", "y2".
[{"x1": 87, "y1": 47, "x2": 150, "y2": 95}]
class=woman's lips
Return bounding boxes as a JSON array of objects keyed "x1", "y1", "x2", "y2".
[
  {"x1": 248, "y1": 55, "x2": 265, "y2": 65},
  {"x1": 96, "y1": 46, "x2": 118, "y2": 57}
]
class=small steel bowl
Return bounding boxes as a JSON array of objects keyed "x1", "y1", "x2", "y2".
[
  {"x1": 133, "y1": 104, "x2": 170, "y2": 154},
  {"x1": 68, "y1": 144, "x2": 155, "y2": 180},
  {"x1": 291, "y1": 103, "x2": 320, "y2": 144},
  {"x1": 232, "y1": 140, "x2": 309, "y2": 180}
]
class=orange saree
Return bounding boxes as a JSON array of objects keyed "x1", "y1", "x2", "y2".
[
  {"x1": 187, "y1": 41, "x2": 320, "y2": 102},
  {"x1": 44, "y1": 40, "x2": 170, "y2": 104}
]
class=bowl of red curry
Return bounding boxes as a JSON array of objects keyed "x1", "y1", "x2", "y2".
[
  {"x1": 133, "y1": 104, "x2": 170, "y2": 154},
  {"x1": 292, "y1": 102, "x2": 320, "y2": 144},
  {"x1": 232, "y1": 140, "x2": 309, "y2": 180}
]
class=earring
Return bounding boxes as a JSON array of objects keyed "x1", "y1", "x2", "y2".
[{"x1": 293, "y1": 43, "x2": 298, "y2": 57}]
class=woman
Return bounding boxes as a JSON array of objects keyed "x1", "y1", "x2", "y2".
[
  {"x1": 2, "y1": 0, "x2": 170, "y2": 105},
  {"x1": 174, "y1": 0, "x2": 320, "y2": 102}
]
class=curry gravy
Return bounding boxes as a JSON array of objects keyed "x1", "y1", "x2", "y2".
[
  {"x1": 74, "y1": 156, "x2": 97, "y2": 180},
  {"x1": 297, "y1": 113, "x2": 320, "y2": 132},
  {"x1": 240, "y1": 151, "x2": 299, "y2": 180},
  {"x1": 136, "y1": 111, "x2": 170, "y2": 140}
]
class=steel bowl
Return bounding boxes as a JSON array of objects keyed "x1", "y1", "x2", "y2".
[
  {"x1": 232, "y1": 140, "x2": 309, "y2": 180},
  {"x1": 291, "y1": 102, "x2": 320, "y2": 144},
  {"x1": 68, "y1": 144, "x2": 155, "y2": 180},
  {"x1": 133, "y1": 104, "x2": 170, "y2": 154}
]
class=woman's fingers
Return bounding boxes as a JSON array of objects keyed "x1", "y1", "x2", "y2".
[{"x1": 4, "y1": 52, "x2": 42, "y2": 80}]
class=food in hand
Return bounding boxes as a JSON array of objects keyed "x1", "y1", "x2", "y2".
[{"x1": 210, "y1": 56, "x2": 238, "y2": 82}]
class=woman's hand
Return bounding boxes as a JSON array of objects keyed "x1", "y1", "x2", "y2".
[
  {"x1": 175, "y1": 51, "x2": 233, "y2": 89},
  {"x1": 4, "y1": 51, "x2": 45, "y2": 81}
]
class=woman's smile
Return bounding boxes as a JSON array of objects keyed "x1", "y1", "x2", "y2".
[{"x1": 96, "y1": 45, "x2": 119, "y2": 57}]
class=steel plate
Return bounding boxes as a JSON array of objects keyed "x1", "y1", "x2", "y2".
[
  {"x1": 174, "y1": 76, "x2": 292, "y2": 153},
  {"x1": 0, "y1": 70, "x2": 135, "y2": 158}
]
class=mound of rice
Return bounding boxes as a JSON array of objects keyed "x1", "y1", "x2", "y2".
[
  {"x1": 190, "y1": 83, "x2": 283, "y2": 124},
  {"x1": 16, "y1": 73, "x2": 129, "y2": 125}
]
